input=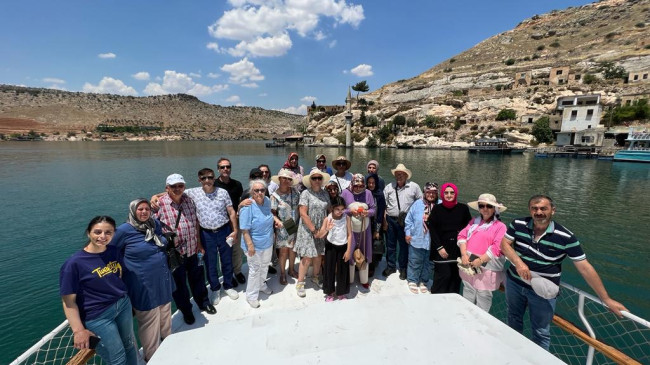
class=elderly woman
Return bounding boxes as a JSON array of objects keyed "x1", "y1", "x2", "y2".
[
  {"x1": 404, "y1": 183, "x2": 438, "y2": 294},
  {"x1": 270, "y1": 169, "x2": 300, "y2": 285},
  {"x1": 282, "y1": 152, "x2": 304, "y2": 190},
  {"x1": 60, "y1": 216, "x2": 139, "y2": 365},
  {"x1": 458, "y1": 194, "x2": 508, "y2": 311},
  {"x1": 340, "y1": 174, "x2": 376, "y2": 291},
  {"x1": 365, "y1": 173, "x2": 386, "y2": 277},
  {"x1": 329, "y1": 155, "x2": 353, "y2": 191},
  {"x1": 240, "y1": 179, "x2": 275, "y2": 308},
  {"x1": 112, "y1": 199, "x2": 173, "y2": 362},
  {"x1": 294, "y1": 167, "x2": 330, "y2": 297},
  {"x1": 427, "y1": 183, "x2": 471, "y2": 294}
]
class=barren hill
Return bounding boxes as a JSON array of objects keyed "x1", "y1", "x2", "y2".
[{"x1": 0, "y1": 85, "x2": 303, "y2": 140}]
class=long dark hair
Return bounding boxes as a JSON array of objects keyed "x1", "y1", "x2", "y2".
[
  {"x1": 330, "y1": 196, "x2": 346, "y2": 210},
  {"x1": 85, "y1": 216, "x2": 116, "y2": 246}
]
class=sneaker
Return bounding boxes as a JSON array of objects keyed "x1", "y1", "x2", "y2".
[
  {"x1": 337, "y1": 295, "x2": 347, "y2": 300},
  {"x1": 267, "y1": 265, "x2": 277, "y2": 275},
  {"x1": 311, "y1": 276, "x2": 322, "y2": 289},
  {"x1": 211, "y1": 289, "x2": 221, "y2": 305},
  {"x1": 382, "y1": 267, "x2": 396, "y2": 277},
  {"x1": 260, "y1": 285, "x2": 273, "y2": 295},
  {"x1": 247, "y1": 299, "x2": 260, "y2": 308},
  {"x1": 236, "y1": 272, "x2": 247, "y2": 284},
  {"x1": 296, "y1": 282, "x2": 306, "y2": 297},
  {"x1": 325, "y1": 295, "x2": 334, "y2": 302},
  {"x1": 224, "y1": 288, "x2": 239, "y2": 300},
  {"x1": 419, "y1": 283, "x2": 429, "y2": 294}
]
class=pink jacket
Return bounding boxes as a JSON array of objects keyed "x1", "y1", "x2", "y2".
[{"x1": 457, "y1": 218, "x2": 507, "y2": 290}]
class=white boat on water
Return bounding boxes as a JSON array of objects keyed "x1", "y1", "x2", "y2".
[
  {"x1": 613, "y1": 129, "x2": 650, "y2": 163},
  {"x1": 10, "y1": 259, "x2": 650, "y2": 365}
]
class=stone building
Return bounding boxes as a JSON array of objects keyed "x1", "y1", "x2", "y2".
[
  {"x1": 549, "y1": 66, "x2": 571, "y2": 86},
  {"x1": 620, "y1": 93, "x2": 649, "y2": 106},
  {"x1": 554, "y1": 94, "x2": 604, "y2": 146},
  {"x1": 513, "y1": 71, "x2": 532, "y2": 89},
  {"x1": 627, "y1": 70, "x2": 649, "y2": 84}
]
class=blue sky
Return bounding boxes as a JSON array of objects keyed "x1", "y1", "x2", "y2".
[{"x1": 1, "y1": 0, "x2": 594, "y2": 114}]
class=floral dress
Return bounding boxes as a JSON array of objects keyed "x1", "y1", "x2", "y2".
[
  {"x1": 271, "y1": 187, "x2": 300, "y2": 248},
  {"x1": 294, "y1": 188, "x2": 329, "y2": 257}
]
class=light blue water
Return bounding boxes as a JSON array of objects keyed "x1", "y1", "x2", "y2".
[{"x1": 0, "y1": 141, "x2": 648, "y2": 364}]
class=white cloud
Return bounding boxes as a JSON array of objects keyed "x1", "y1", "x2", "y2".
[
  {"x1": 328, "y1": 40, "x2": 337, "y2": 48},
  {"x1": 208, "y1": 0, "x2": 364, "y2": 57},
  {"x1": 98, "y1": 52, "x2": 116, "y2": 59},
  {"x1": 241, "y1": 82, "x2": 259, "y2": 88},
  {"x1": 206, "y1": 42, "x2": 223, "y2": 52},
  {"x1": 132, "y1": 72, "x2": 150, "y2": 81},
  {"x1": 259, "y1": 93, "x2": 268, "y2": 97},
  {"x1": 207, "y1": 72, "x2": 221, "y2": 79},
  {"x1": 48, "y1": 84, "x2": 67, "y2": 91},
  {"x1": 83, "y1": 77, "x2": 138, "y2": 96},
  {"x1": 220, "y1": 58, "x2": 265, "y2": 84},
  {"x1": 143, "y1": 70, "x2": 228, "y2": 96},
  {"x1": 189, "y1": 72, "x2": 201, "y2": 78},
  {"x1": 42, "y1": 77, "x2": 65, "y2": 84},
  {"x1": 226, "y1": 95, "x2": 241, "y2": 103},
  {"x1": 350, "y1": 63, "x2": 373, "y2": 77},
  {"x1": 301, "y1": 96, "x2": 316, "y2": 103},
  {"x1": 275, "y1": 104, "x2": 307, "y2": 115}
]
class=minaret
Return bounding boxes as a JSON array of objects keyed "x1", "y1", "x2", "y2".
[{"x1": 345, "y1": 86, "x2": 352, "y2": 147}]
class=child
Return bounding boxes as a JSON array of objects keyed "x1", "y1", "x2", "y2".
[
  {"x1": 404, "y1": 182, "x2": 438, "y2": 294},
  {"x1": 315, "y1": 196, "x2": 352, "y2": 301}
]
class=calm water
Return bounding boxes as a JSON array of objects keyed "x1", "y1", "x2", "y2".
[{"x1": 0, "y1": 141, "x2": 648, "y2": 363}]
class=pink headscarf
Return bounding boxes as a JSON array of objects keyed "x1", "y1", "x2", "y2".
[{"x1": 441, "y1": 182, "x2": 458, "y2": 209}]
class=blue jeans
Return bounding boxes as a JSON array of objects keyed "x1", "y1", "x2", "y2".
[
  {"x1": 385, "y1": 216, "x2": 408, "y2": 271},
  {"x1": 505, "y1": 275, "x2": 557, "y2": 350},
  {"x1": 407, "y1": 246, "x2": 431, "y2": 284},
  {"x1": 84, "y1": 295, "x2": 139, "y2": 365},
  {"x1": 201, "y1": 225, "x2": 234, "y2": 291}
]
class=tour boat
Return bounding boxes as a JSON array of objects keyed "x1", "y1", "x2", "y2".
[
  {"x1": 613, "y1": 130, "x2": 650, "y2": 163},
  {"x1": 468, "y1": 138, "x2": 525, "y2": 154}
]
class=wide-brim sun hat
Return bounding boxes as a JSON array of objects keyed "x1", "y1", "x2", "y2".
[
  {"x1": 390, "y1": 163, "x2": 412, "y2": 180},
  {"x1": 271, "y1": 168, "x2": 299, "y2": 186},
  {"x1": 302, "y1": 167, "x2": 330, "y2": 187},
  {"x1": 467, "y1": 193, "x2": 507, "y2": 212},
  {"x1": 332, "y1": 156, "x2": 352, "y2": 170}
]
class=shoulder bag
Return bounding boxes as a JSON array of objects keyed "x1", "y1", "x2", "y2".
[{"x1": 162, "y1": 205, "x2": 185, "y2": 272}]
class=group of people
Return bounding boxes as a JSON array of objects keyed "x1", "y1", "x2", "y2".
[{"x1": 60, "y1": 152, "x2": 628, "y2": 364}]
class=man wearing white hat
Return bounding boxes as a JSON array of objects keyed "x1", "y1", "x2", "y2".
[
  {"x1": 382, "y1": 164, "x2": 422, "y2": 280},
  {"x1": 501, "y1": 194, "x2": 627, "y2": 351}
]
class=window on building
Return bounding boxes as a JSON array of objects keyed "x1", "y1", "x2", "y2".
[
  {"x1": 571, "y1": 110, "x2": 577, "y2": 120},
  {"x1": 575, "y1": 74, "x2": 581, "y2": 80},
  {"x1": 556, "y1": 70, "x2": 563, "y2": 75},
  {"x1": 559, "y1": 79, "x2": 565, "y2": 85},
  {"x1": 588, "y1": 125, "x2": 592, "y2": 129},
  {"x1": 634, "y1": 74, "x2": 639, "y2": 81},
  {"x1": 581, "y1": 136, "x2": 593, "y2": 143},
  {"x1": 626, "y1": 100, "x2": 632, "y2": 106},
  {"x1": 585, "y1": 100, "x2": 597, "y2": 105},
  {"x1": 528, "y1": 117, "x2": 533, "y2": 123},
  {"x1": 586, "y1": 109, "x2": 594, "y2": 120},
  {"x1": 562, "y1": 100, "x2": 573, "y2": 106},
  {"x1": 555, "y1": 121, "x2": 559, "y2": 124},
  {"x1": 521, "y1": 73, "x2": 526, "y2": 77},
  {"x1": 644, "y1": 73, "x2": 648, "y2": 80}
]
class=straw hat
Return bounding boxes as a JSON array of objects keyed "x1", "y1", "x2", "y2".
[
  {"x1": 271, "y1": 168, "x2": 299, "y2": 186},
  {"x1": 467, "y1": 193, "x2": 507, "y2": 212},
  {"x1": 332, "y1": 156, "x2": 351, "y2": 170},
  {"x1": 302, "y1": 167, "x2": 330, "y2": 187},
  {"x1": 390, "y1": 163, "x2": 412, "y2": 180}
]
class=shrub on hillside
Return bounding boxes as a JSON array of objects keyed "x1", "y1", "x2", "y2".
[
  {"x1": 583, "y1": 73, "x2": 598, "y2": 84},
  {"x1": 377, "y1": 125, "x2": 392, "y2": 143},
  {"x1": 496, "y1": 109, "x2": 517, "y2": 121},
  {"x1": 366, "y1": 136, "x2": 378, "y2": 148},
  {"x1": 603, "y1": 99, "x2": 649, "y2": 124},
  {"x1": 549, "y1": 41, "x2": 560, "y2": 48},
  {"x1": 393, "y1": 115, "x2": 406, "y2": 126},
  {"x1": 518, "y1": 127, "x2": 530, "y2": 134},
  {"x1": 504, "y1": 59, "x2": 516, "y2": 66},
  {"x1": 406, "y1": 118, "x2": 417, "y2": 128},
  {"x1": 425, "y1": 115, "x2": 441, "y2": 128}
]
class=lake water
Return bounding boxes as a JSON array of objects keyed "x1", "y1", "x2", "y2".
[{"x1": 1, "y1": 141, "x2": 648, "y2": 364}]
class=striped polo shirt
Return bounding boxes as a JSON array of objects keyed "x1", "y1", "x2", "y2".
[{"x1": 505, "y1": 217, "x2": 586, "y2": 288}]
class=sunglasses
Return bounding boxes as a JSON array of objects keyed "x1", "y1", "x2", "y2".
[
  {"x1": 200, "y1": 175, "x2": 215, "y2": 181},
  {"x1": 218, "y1": 165, "x2": 231, "y2": 170},
  {"x1": 170, "y1": 184, "x2": 185, "y2": 189},
  {"x1": 310, "y1": 176, "x2": 323, "y2": 181},
  {"x1": 261, "y1": 171, "x2": 270, "y2": 175},
  {"x1": 478, "y1": 204, "x2": 494, "y2": 209},
  {"x1": 335, "y1": 162, "x2": 346, "y2": 166},
  {"x1": 316, "y1": 160, "x2": 326, "y2": 163},
  {"x1": 253, "y1": 188, "x2": 266, "y2": 193}
]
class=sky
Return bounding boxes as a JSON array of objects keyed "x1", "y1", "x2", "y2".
[{"x1": 0, "y1": 0, "x2": 595, "y2": 115}]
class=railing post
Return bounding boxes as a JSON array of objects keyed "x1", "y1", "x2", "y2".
[{"x1": 577, "y1": 294, "x2": 596, "y2": 365}]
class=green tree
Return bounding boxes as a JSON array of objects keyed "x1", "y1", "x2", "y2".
[
  {"x1": 582, "y1": 73, "x2": 597, "y2": 84},
  {"x1": 424, "y1": 115, "x2": 441, "y2": 128},
  {"x1": 453, "y1": 119, "x2": 462, "y2": 130},
  {"x1": 598, "y1": 61, "x2": 627, "y2": 80},
  {"x1": 366, "y1": 136, "x2": 378, "y2": 148},
  {"x1": 603, "y1": 99, "x2": 649, "y2": 124},
  {"x1": 351, "y1": 81, "x2": 369, "y2": 103},
  {"x1": 377, "y1": 125, "x2": 392, "y2": 143},
  {"x1": 532, "y1": 117, "x2": 554, "y2": 144},
  {"x1": 359, "y1": 111, "x2": 367, "y2": 126},
  {"x1": 366, "y1": 115, "x2": 379, "y2": 127},
  {"x1": 496, "y1": 109, "x2": 517, "y2": 121},
  {"x1": 393, "y1": 115, "x2": 406, "y2": 126},
  {"x1": 406, "y1": 118, "x2": 417, "y2": 128}
]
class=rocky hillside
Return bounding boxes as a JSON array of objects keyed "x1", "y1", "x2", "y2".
[
  {"x1": 309, "y1": 0, "x2": 650, "y2": 147},
  {"x1": 0, "y1": 85, "x2": 303, "y2": 140}
]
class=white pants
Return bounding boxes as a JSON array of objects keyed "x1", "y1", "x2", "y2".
[
  {"x1": 349, "y1": 263, "x2": 369, "y2": 285},
  {"x1": 246, "y1": 246, "x2": 273, "y2": 301},
  {"x1": 133, "y1": 302, "x2": 172, "y2": 362},
  {"x1": 462, "y1": 280, "x2": 493, "y2": 312}
]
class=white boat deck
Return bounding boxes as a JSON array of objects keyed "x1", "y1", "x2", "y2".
[{"x1": 150, "y1": 261, "x2": 564, "y2": 364}]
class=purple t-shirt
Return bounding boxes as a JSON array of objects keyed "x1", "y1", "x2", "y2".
[{"x1": 59, "y1": 245, "x2": 127, "y2": 321}]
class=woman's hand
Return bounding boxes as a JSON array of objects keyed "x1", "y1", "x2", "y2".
[
  {"x1": 73, "y1": 329, "x2": 94, "y2": 350},
  {"x1": 373, "y1": 232, "x2": 380, "y2": 240},
  {"x1": 239, "y1": 199, "x2": 253, "y2": 209},
  {"x1": 274, "y1": 219, "x2": 283, "y2": 229},
  {"x1": 461, "y1": 253, "x2": 470, "y2": 266},
  {"x1": 471, "y1": 258, "x2": 482, "y2": 269},
  {"x1": 343, "y1": 249, "x2": 350, "y2": 262},
  {"x1": 438, "y1": 248, "x2": 448, "y2": 259},
  {"x1": 247, "y1": 247, "x2": 256, "y2": 257},
  {"x1": 405, "y1": 235, "x2": 412, "y2": 244}
]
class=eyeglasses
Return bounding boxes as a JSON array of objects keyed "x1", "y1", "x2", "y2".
[
  {"x1": 478, "y1": 204, "x2": 494, "y2": 209},
  {"x1": 310, "y1": 176, "x2": 323, "y2": 181},
  {"x1": 316, "y1": 160, "x2": 326, "y2": 163},
  {"x1": 326, "y1": 188, "x2": 338, "y2": 192},
  {"x1": 253, "y1": 188, "x2": 266, "y2": 193},
  {"x1": 218, "y1": 165, "x2": 231, "y2": 170},
  {"x1": 170, "y1": 184, "x2": 185, "y2": 189},
  {"x1": 200, "y1": 176, "x2": 215, "y2": 181},
  {"x1": 290, "y1": 157, "x2": 298, "y2": 161}
]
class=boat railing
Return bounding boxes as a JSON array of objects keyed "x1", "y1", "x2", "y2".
[{"x1": 10, "y1": 281, "x2": 650, "y2": 365}]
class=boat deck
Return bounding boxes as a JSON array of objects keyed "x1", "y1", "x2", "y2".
[{"x1": 151, "y1": 261, "x2": 563, "y2": 364}]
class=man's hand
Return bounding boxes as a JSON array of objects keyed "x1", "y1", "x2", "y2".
[
  {"x1": 405, "y1": 235, "x2": 412, "y2": 244},
  {"x1": 438, "y1": 248, "x2": 448, "y2": 259},
  {"x1": 603, "y1": 298, "x2": 628, "y2": 318},
  {"x1": 515, "y1": 262, "x2": 531, "y2": 281}
]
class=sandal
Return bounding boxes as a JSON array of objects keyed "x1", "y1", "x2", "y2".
[
  {"x1": 408, "y1": 282, "x2": 419, "y2": 294},
  {"x1": 288, "y1": 271, "x2": 298, "y2": 279},
  {"x1": 280, "y1": 275, "x2": 287, "y2": 285},
  {"x1": 419, "y1": 283, "x2": 429, "y2": 294}
]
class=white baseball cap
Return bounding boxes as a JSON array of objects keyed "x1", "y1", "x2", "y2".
[{"x1": 166, "y1": 173, "x2": 186, "y2": 186}]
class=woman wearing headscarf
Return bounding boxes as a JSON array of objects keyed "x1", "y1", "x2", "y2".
[
  {"x1": 457, "y1": 194, "x2": 508, "y2": 311},
  {"x1": 111, "y1": 199, "x2": 173, "y2": 362},
  {"x1": 340, "y1": 174, "x2": 376, "y2": 291},
  {"x1": 282, "y1": 152, "x2": 304, "y2": 190},
  {"x1": 365, "y1": 173, "x2": 386, "y2": 277},
  {"x1": 427, "y1": 183, "x2": 471, "y2": 294}
]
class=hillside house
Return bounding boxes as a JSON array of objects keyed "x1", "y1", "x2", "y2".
[
  {"x1": 627, "y1": 70, "x2": 649, "y2": 84},
  {"x1": 549, "y1": 66, "x2": 571, "y2": 86},
  {"x1": 513, "y1": 71, "x2": 532, "y2": 89},
  {"x1": 554, "y1": 94, "x2": 604, "y2": 146},
  {"x1": 620, "y1": 93, "x2": 649, "y2": 106},
  {"x1": 519, "y1": 114, "x2": 543, "y2": 125}
]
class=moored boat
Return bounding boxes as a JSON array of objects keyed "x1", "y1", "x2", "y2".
[
  {"x1": 468, "y1": 138, "x2": 525, "y2": 154},
  {"x1": 613, "y1": 129, "x2": 650, "y2": 163}
]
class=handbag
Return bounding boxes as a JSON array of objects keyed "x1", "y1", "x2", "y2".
[
  {"x1": 395, "y1": 191, "x2": 407, "y2": 227},
  {"x1": 282, "y1": 217, "x2": 298, "y2": 235},
  {"x1": 354, "y1": 248, "x2": 365, "y2": 267},
  {"x1": 372, "y1": 237, "x2": 385, "y2": 256},
  {"x1": 161, "y1": 204, "x2": 185, "y2": 273}
]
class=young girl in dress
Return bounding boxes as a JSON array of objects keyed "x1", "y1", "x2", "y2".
[{"x1": 315, "y1": 196, "x2": 352, "y2": 301}]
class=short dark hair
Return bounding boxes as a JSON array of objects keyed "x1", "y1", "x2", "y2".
[
  {"x1": 258, "y1": 164, "x2": 270, "y2": 170},
  {"x1": 198, "y1": 168, "x2": 214, "y2": 177},
  {"x1": 330, "y1": 196, "x2": 346, "y2": 209},
  {"x1": 528, "y1": 194, "x2": 556, "y2": 209},
  {"x1": 217, "y1": 157, "x2": 230, "y2": 166},
  {"x1": 85, "y1": 216, "x2": 116, "y2": 246}
]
